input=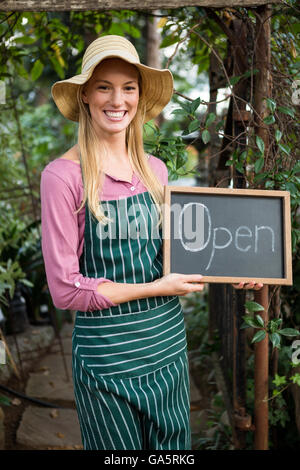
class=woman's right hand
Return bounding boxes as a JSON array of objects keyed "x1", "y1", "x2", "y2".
[
  {"x1": 152, "y1": 273, "x2": 205, "y2": 297},
  {"x1": 97, "y1": 274, "x2": 204, "y2": 305}
]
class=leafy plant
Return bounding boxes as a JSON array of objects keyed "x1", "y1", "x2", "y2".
[
  {"x1": 194, "y1": 394, "x2": 233, "y2": 450},
  {"x1": 171, "y1": 96, "x2": 217, "y2": 145},
  {"x1": 0, "y1": 260, "x2": 32, "y2": 307},
  {"x1": 144, "y1": 122, "x2": 189, "y2": 180},
  {"x1": 241, "y1": 300, "x2": 300, "y2": 349}
]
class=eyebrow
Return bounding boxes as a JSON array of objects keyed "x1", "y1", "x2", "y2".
[{"x1": 94, "y1": 79, "x2": 138, "y2": 85}]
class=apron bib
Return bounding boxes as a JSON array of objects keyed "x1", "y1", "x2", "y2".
[{"x1": 73, "y1": 191, "x2": 188, "y2": 379}]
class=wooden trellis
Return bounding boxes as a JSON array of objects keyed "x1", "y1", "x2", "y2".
[{"x1": 0, "y1": 0, "x2": 282, "y2": 10}]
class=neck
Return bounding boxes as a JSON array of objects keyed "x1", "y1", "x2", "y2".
[{"x1": 97, "y1": 130, "x2": 129, "y2": 165}]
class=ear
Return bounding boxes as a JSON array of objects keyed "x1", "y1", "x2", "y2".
[{"x1": 81, "y1": 87, "x2": 89, "y2": 104}]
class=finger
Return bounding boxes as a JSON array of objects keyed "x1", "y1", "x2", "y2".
[
  {"x1": 189, "y1": 283, "x2": 205, "y2": 292},
  {"x1": 243, "y1": 282, "x2": 256, "y2": 290},
  {"x1": 232, "y1": 282, "x2": 244, "y2": 289},
  {"x1": 184, "y1": 274, "x2": 203, "y2": 282},
  {"x1": 253, "y1": 283, "x2": 264, "y2": 290}
]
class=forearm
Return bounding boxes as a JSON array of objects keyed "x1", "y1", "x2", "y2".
[{"x1": 97, "y1": 280, "x2": 160, "y2": 305}]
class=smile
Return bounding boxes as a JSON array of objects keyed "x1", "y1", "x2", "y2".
[{"x1": 104, "y1": 111, "x2": 127, "y2": 120}]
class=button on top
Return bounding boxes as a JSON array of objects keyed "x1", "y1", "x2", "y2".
[
  {"x1": 75, "y1": 282, "x2": 80, "y2": 288},
  {"x1": 130, "y1": 186, "x2": 135, "y2": 191}
]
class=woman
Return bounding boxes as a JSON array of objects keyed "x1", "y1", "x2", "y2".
[{"x1": 41, "y1": 35, "x2": 262, "y2": 451}]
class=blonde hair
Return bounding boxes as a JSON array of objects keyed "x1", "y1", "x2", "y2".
[{"x1": 74, "y1": 71, "x2": 164, "y2": 228}]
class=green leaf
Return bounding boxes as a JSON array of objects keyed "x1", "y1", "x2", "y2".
[
  {"x1": 270, "y1": 332, "x2": 281, "y2": 349},
  {"x1": 191, "y1": 97, "x2": 201, "y2": 113},
  {"x1": 277, "y1": 106, "x2": 295, "y2": 118},
  {"x1": 188, "y1": 119, "x2": 200, "y2": 134},
  {"x1": 290, "y1": 373, "x2": 300, "y2": 386},
  {"x1": 266, "y1": 98, "x2": 276, "y2": 113},
  {"x1": 230, "y1": 75, "x2": 242, "y2": 86},
  {"x1": 120, "y1": 22, "x2": 141, "y2": 38},
  {"x1": 252, "y1": 330, "x2": 266, "y2": 343},
  {"x1": 245, "y1": 301, "x2": 264, "y2": 312},
  {"x1": 50, "y1": 56, "x2": 64, "y2": 79},
  {"x1": 15, "y1": 62, "x2": 29, "y2": 79},
  {"x1": 285, "y1": 182, "x2": 298, "y2": 195},
  {"x1": 177, "y1": 103, "x2": 192, "y2": 116},
  {"x1": 275, "y1": 129, "x2": 282, "y2": 142},
  {"x1": 265, "y1": 180, "x2": 275, "y2": 189},
  {"x1": 205, "y1": 112, "x2": 216, "y2": 127},
  {"x1": 255, "y1": 314, "x2": 265, "y2": 328},
  {"x1": 31, "y1": 59, "x2": 44, "y2": 81},
  {"x1": 235, "y1": 162, "x2": 244, "y2": 174},
  {"x1": 263, "y1": 115, "x2": 275, "y2": 125},
  {"x1": 278, "y1": 143, "x2": 291, "y2": 156},
  {"x1": 201, "y1": 129, "x2": 211, "y2": 144},
  {"x1": 242, "y1": 315, "x2": 261, "y2": 329},
  {"x1": 0, "y1": 395, "x2": 11, "y2": 406},
  {"x1": 14, "y1": 35, "x2": 37, "y2": 45},
  {"x1": 160, "y1": 34, "x2": 179, "y2": 48},
  {"x1": 256, "y1": 135, "x2": 265, "y2": 155},
  {"x1": 215, "y1": 120, "x2": 225, "y2": 131},
  {"x1": 278, "y1": 328, "x2": 300, "y2": 337},
  {"x1": 272, "y1": 389, "x2": 281, "y2": 398},
  {"x1": 254, "y1": 156, "x2": 264, "y2": 174},
  {"x1": 240, "y1": 151, "x2": 247, "y2": 161},
  {"x1": 171, "y1": 109, "x2": 187, "y2": 115},
  {"x1": 273, "y1": 373, "x2": 287, "y2": 387},
  {"x1": 269, "y1": 318, "x2": 282, "y2": 333},
  {"x1": 254, "y1": 172, "x2": 267, "y2": 183},
  {"x1": 244, "y1": 68, "x2": 259, "y2": 78},
  {"x1": 19, "y1": 278, "x2": 34, "y2": 288},
  {"x1": 108, "y1": 23, "x2": 127, "y2": 36}
]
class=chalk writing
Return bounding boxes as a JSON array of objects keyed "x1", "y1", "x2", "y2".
[{"x1": 178, "y1": 203, "x2": 275, "y2": 270}]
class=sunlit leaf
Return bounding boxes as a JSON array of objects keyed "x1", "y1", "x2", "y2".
[
  {"x1": 31, "y1": 59, "x2": 43, "y2": 81},
  {"x1": 256, "y1": 135, "x2": 265, "y2": 155},
  {"x1": 277, "y1": 106, "x2": 295, "y2": 118},
  {"x1": 201, "y1": 129, "x2": 210, "y2": 144},
  {"x1": 245, "y1": 301, "x2": 264, "y2": 312},
  {"x1": 278, "y1": 328, "x2": 300, "y2": 337},
  {"x1": 252, "y1": 330, "x2": 266, "y2": 343}
]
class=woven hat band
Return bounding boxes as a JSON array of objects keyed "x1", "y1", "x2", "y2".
[{"x1": 82, "y1": 49, "x2": 140, "y2": 74}]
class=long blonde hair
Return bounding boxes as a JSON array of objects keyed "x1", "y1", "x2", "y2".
[{"x1": 74, "y1": 71, "x2": 164, "y2": 227}]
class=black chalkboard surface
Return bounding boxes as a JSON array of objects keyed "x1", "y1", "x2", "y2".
[{"x1": 163, "y1": 186, "x2": 293, "y2": 285}]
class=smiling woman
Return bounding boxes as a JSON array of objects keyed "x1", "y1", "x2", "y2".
[
  {"x1": 40, "y1": 34, "x2": 262, "y2": 452},
  {"x1": 41, "y1": 35, "x2": 203, "y2": 452}
]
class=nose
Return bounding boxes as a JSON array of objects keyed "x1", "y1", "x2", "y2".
[{"x1": 110, "y1": 88, "x2": 123, "y2": 108}]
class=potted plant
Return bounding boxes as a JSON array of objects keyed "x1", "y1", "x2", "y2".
[{"x1": 0, "y1": 208, "x2": 34, "y2": 335}]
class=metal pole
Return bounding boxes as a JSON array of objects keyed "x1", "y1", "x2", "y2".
[{"x1": 254, "y1": 285, "x2": 269, "y2": 449}]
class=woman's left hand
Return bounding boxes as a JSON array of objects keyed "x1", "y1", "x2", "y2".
[{"x1": 232, "y1": 281, "x2": 264, "y2": 290}]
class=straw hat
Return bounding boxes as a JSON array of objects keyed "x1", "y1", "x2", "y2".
[{"x1": 51, "y1": 35, "x2": 174, "y2": 123}]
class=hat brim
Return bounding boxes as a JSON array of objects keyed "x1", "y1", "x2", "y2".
[{"x1": 51, "y1": 57, "x2": 173, "y2": 123}]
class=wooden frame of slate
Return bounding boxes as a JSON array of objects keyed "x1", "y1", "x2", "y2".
[{"x1": 163, "y1": 186, "x2": 293, "y2": 285}]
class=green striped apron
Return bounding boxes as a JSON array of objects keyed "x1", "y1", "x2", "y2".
[{"x1": 72, "y1": 190, "x2": 191, "y2": 450}]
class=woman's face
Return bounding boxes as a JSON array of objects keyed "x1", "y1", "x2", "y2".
[{"x1": 82, "y1": 58, "x2": 140, "y2": 138}]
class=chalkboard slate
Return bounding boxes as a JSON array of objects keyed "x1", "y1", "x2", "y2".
[{"x1": 163, "y1": 186, "x2": 293, "y2": 285}]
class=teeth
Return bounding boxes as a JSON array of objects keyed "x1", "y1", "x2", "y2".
[{"x1": 105, "y1": 111, "x2": 126, "y2": 118}]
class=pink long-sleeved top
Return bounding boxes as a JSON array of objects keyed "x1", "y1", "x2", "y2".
[{"x1": 40, "y1": 155, "x2": 168, "y2": 312}]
